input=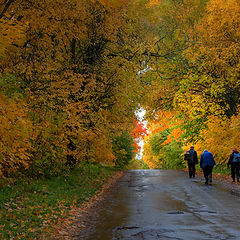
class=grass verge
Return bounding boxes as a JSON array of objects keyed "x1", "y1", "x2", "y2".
[{"x1": 0, "y1": 163, "x2": 117, "y2": 239}]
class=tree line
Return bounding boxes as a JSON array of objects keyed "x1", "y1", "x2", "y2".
[
  {"x1": 1, "y1": 0, "x2": 239, "y2": 177},
  {"x1": 141, "y1": 0, "x2": 240, "y2": 169},
  {"x1": 0, "y1": 0, "x2": 151, "y2": 177}
]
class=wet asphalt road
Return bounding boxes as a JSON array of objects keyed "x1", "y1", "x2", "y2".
[{"x1": 85, "y1": 170, "x2": 240, "y2": 240}]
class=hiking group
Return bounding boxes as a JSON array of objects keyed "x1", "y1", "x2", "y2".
[{"x1": 184, "y1": 147, "x2": 240, "y2": 185}]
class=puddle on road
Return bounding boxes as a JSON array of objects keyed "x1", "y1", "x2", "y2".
[
  {"x1": 154, "y1": 190, "x2": 188, "y2": 213},
  {"x1": 168, "y1": 211, "x2": 184, "y2": 214},
  {"x1": 85, "y1": 175, "x2": 132, "y2": 240},
  {"x1": 114, "y1": 227, "x2": 176, "y2": 240},
  {"x1": 192, "y1": 210, "x2": 216, "y2": 214},
  {"x1": 113, "y1": 226, "x2": 236, "y2": 240}
]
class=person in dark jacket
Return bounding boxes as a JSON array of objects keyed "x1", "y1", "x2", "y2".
[
  {"x1": 200, "y1": 149, "x2": 215, "y2": 185},
  {"x1": 227, "y1": 148, "x2": 240, "y2": 183},
  {"x1": 184, "y1": 146, "x2": 198, "y2": 178}
]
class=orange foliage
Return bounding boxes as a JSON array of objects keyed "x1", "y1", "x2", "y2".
[
  {"x1": 146, "y1": 0, "x2": 161, "y2": 8},
  {"x1": 131, "y1": 120, "x2": 147, "y2": 139},
  {"x1": 163, "y1": 128, "x2": 183, "y2": 145},
  {"x1": 151, "y1": 111, "x2": 173, "y2": 134},
  {"x1": 131, "y1": 120, "x2": 147, "y2": 152},
  {"x1": 142, "y1": 110, "x2": 185, "y2": 168}
]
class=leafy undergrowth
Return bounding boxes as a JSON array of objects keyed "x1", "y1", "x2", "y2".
[
  {"x1": 181, "y1": 164, "x2": 233, "y2": 182},
  {"x1": 198, "y1": 166, "x2": 233, "y2": 183},
  {"x1": 0, "y1": 163, "x2": 117, "y2": 239}
]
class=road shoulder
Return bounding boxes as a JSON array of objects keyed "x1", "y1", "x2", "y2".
[{"x1": 53, "y1": 171, "x2": 124, "y2": 239}]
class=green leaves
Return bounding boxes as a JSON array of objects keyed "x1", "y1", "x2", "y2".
[
  {"x1": 150, "y1": 129, "x2": 170, "y2": 156},
  {"x1": 112, "y1": 132, "x2": 135, "y2": 169}
]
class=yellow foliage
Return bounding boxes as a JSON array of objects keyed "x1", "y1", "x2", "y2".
[
  {"x1": 98, "y1": 0, "x2": 129, "y2": 8},
  {"x1": 0, "y1": 18, "x2": 26, "y2": 59},
  {"x1": 197, "y1": 115, "x2": 240, "y2": 164},
  {"x1": 0, "y1": 93, "x2": 32, "y2": 176},
  {"x1": 186, "y1": 0, "x2": 240, "y2": 114},
  {"x1": 142, "y1": 134, "x2": 159, "y2": 169},
  {"x1": 146, "y1": 0, "x2": 161, "y2": 8}
]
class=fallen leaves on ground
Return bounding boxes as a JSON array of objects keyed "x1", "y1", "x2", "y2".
[{"x1": 52, "y1": 171, "x2": 123, "y2": 239}]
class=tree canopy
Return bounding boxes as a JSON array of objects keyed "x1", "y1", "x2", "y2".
[{"x1": 0, "y1": 0, "x2": 239, "y2": 175}]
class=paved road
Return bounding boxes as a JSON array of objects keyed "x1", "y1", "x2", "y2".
[{"x1": 85, "y1": 170, "x2": 240, "y2": 240}]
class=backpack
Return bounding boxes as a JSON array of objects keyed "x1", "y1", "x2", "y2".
[
  {"x1": 233, "y1": 153, "x2": 240, "y2": 163},
  {"x1": 184, "y1": 151, "x2": 191, "y2": 161}
]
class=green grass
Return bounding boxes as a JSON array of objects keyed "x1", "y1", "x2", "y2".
[
  {"x1": 0, "y1": 163, "x2": 115, "y2": 239},
  {"x1": 213, "y1": 164, "x2": 230, "y2": 175},
  {"x1": 194, "y1": 164, "x2": 230, "y2": 175}
]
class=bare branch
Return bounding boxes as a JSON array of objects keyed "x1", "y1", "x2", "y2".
[{"x1": 0, "y1": 0, "x2": 15, "y2": 19}]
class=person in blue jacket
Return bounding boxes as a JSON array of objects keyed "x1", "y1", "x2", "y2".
[{"x1": 200, "y1": 149, "x2": 216, "y2": 185}]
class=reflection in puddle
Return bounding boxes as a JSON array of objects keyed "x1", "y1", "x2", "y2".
[{"x1": 86, "y1": 174, "x2": 132, "y2": 240}]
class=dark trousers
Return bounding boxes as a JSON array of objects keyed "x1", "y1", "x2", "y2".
[
  {"x1": 188, "y1": 163, "x2": 196, "y2": 178},
  {"x1": 203, "y1": 166, "x2": 213, "y2": 184},
  {"x1": 231, "y1": 163, "x2": 240, "y2": 181}
]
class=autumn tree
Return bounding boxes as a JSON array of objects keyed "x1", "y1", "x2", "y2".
[
  {"x1": 182, "y1": 0, "x2": 240, "y2": 118},
  {"x1": 0, "y1": 3, "x2": 32, "y2": 176},
  {"x1": 143, "y1": 0, "x2": 240, "y2": 169},
  {"x1": 0, "y1": 0, "x2": 152, "y2": 176},
  {"x1": 142, "y1": 110, "x2": 185, "y2": 169},
  {"x1": 140, "y1": 0, "x2": 206, "y2": 114}
]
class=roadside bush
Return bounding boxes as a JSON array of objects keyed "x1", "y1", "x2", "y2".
[
  {"x1": 159, "y1": 141, "x2": 185, "y2": 169},
  {"x1": 112, "y1": 132, "x2": 134, "y2": 169}
]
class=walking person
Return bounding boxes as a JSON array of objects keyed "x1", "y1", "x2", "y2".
[
  {"x1": 227, "y1": 148, "x2": 240, "y2": 183},
  {"x1": 184, "y1": 146, "x2": 198, "y2": 178},
  {"x1": 200, "y1": 149, "x2": 215, "y2": 185}
]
